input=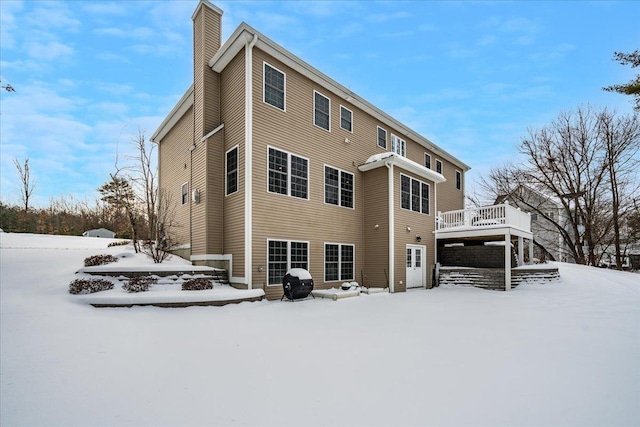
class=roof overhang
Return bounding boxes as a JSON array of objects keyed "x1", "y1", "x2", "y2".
[
  {"x1": 209, "y1": 23, "x2": 471, "y2": 172},
  {"x1": 151, "y1": 85, "x2": 194, "y2": 144},
  {"x1": 358, "y1": 152, "x2": 446, "y2": 184}
]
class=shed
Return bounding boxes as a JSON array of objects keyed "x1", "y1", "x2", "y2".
[{"x1": 83, "y1": 228, "x2": 116, "y2": 238}]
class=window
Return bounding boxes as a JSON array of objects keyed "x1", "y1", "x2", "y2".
[
  {"x1": 226, "y1": 146, "x2": 238, "y2": 195},
  {"x1": 325, "y1": 243, "x2": 354, "y2": 282},
  {"x1": 424, "y1": 153, "x2": 431, "y2": 169},
  {"x1": 531, "y1": 213, "x2": 538, "y2": 222},
  {"x1": 324, "y1": 166, "x2": 354, "y2": 208},
  {"x1": 314, "y1": 91, "x2": 330, "y2": 131},
  {"x1": 340, "y1": 105, "x2": 352, "y2": 132},
  {"x1": 181, "y1": 182, "x2": 189, "y2": 205},
  {"x1": 435, "y1": 159, "x2": 443, "y2": 174},
  {"x1": 268, "y1": 240, "x2": 308, "y2": 285},
  {"x1": 264, "y1": 62, "x2": 285, "y2": 110},
  {"x1": 401, "y1": 174, "x2": 430, "y2": 215},
  {"x1": 391, "y1": 134, "x2": 406, "y2": 157},
  {"x1": 268, "y1": 147, "x2": 308, "y2": 199},
  {"x1": 377, "y1": 126, "x2": 387, "y2": 149},
  {"x1": 455, "y1": 170, "x2": 462, "y2": 191}
]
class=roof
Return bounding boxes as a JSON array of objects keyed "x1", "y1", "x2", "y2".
[
  {"x1": 152, "y1": 2, "x2": 471, "y2": 172},
  {"x1": 358, "y1": 152, "x2": 446, "y2": 184}
]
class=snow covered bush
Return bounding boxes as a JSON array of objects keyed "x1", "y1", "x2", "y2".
[
  {"x1": 122, "y1": 276, "x2": 157, "y2": 293},
  {"x1": 107, "y1": 240, "x2": 130, "y2": 247},
  {"x1": 182, "y1": 278, "x2": 213, "y2": 291},
  {"x1": 69, "y1": 278, "x2": 114, "y2": 294},
  {"x1": 84, "y1": 254, "x2": 118, "y2": 267}
]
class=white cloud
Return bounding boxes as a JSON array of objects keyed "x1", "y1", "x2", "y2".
[
  {"x1": 82, "y1": 2, "x2": 127, "y2": 15},
  {"x1": 26, "y1": 3, "x2": 80, "y2": 32},
  {"x1": 26, "y1": 41, "x2": 74, "y2": 61}
]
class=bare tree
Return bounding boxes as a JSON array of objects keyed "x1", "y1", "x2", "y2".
[
  {"x1": 13, "y1": 157, "x2": 35, "y2": 213},
  {"x1": 145, "y1": 189, "x2": 180, "y2": 263},
  {"x1": 480, "y1": 106, "x2": 639, "y2": 266},
  {"x1": 598, "y1": 109, "x2": 640, "y2": 268},
  {"x1": 128, "y1": 130, "x2": 158, "y2": 243}
]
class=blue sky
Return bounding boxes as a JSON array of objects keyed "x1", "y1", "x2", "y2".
[{"x1": 1, "y1": 0, "x2": 638, "y2": 207}]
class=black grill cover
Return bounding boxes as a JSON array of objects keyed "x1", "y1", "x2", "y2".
[{"x1": 282, "y1": 269, "x2": 314, "y2": 300}]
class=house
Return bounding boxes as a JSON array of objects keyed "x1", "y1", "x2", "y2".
[
  {"x1": 83, "y1": 228, "x2": 116, "y2": 238},
  {"x1": 495, "y1": 185, "x2": 569, "y2": 262},
  {"x1": 152, "y1": 0, "x2": 473, "y2": 300}
]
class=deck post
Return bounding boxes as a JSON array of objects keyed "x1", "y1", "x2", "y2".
[
  {"x1": 518, "y1": 236, "x2": 524, "y2": 266},
  {"x1": 505, "y1": 232, "x2": 512, "y2": 291},
  {"x1": 528, "y1": 239, "x2": 534, "y2": 265}
]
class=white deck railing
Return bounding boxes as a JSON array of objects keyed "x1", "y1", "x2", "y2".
[{"x1": 437, "y1": 202, "x2": 531, "y2": 232}]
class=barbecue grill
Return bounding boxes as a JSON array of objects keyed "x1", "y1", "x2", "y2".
[{"x1": 281, "y1": 268, "x2": 314, "y2": 301}]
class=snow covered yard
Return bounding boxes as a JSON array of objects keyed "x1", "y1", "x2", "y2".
[{"x1": 1, "y1": 233, "x2": 639, "y2": 427}]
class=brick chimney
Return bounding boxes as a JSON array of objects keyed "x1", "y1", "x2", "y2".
[{"x1": 192, "y1": 0, "x2": 223, "y2": 138}]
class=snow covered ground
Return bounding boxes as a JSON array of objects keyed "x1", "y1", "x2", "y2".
[{"x1": 1, "y1": 233, "x2": 639, "y2": 427}]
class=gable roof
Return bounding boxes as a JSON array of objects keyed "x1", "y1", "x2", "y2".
[{"x1": 152, "y1": 4, "x2": 471, "y2": 173}]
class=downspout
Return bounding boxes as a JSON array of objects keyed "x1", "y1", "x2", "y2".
[
  {"x1": 244, "y1": 33, "x2": 258, "y2": 289},
  {"x1": 385, "y1": 160, "x2": 395, "y2": 293}
]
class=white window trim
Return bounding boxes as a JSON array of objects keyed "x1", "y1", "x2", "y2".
[
  {"x1": 266, "y1": 145, "x2": 310, "y2": 200},
  {"x1": 225, "y1": 145, "x2": 239, "y2": 196},
  {"x1": 323, "y1": 164, "x2": 355, "y2": 210},
  {"x1": 339, "y1": 105, "x2": 353, "y2": 133},
  {"x1": 263, "y1": 61, "x2": 286, "y2": 112},
  {"x1": 313, "y1": 90, "x2": 331, "y2": 132},
  {"x1": 424, "y1": 153, "x2": 432, "y2": 169},
  {"x1": 455, "y1": 169, "x2": 462, "y2": 191},
  {"x1": 324, "y1": 242, "x2": 356, "y2": 283},
  {"x1": 435, "y1": 159, "x2": 443, "y2": 174},
  {"x1": 377, "y1": 126, "x2": 387, "y2": 149},
  {"x1": 391, "y1": 134, "x2": 406, "y2": 157},
  {"x1": 400, "y1": 173, "x2": 431, "y2": 215},
  {"x1": 181, "y1": 182, "x2": 189, "y2": 205},
  {"x1": 266, "y1": 239, "x2": 310, "y2": 287}
]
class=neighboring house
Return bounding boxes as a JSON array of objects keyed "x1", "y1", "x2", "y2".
[
  {"x1": 496, "y1": 185, "x2": 569, "y2": 262},
  {"x1": 151, "y1": 0, "x2": 470, "y2": 300},
  {"x1": 83, "y1": 228, "x2": 116, "y2": 238}
]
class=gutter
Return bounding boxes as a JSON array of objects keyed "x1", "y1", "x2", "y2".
[{"x1": 244, "y1": 33, "x2": 258, "y2": 290}]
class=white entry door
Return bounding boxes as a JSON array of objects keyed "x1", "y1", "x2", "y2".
[{"x1": 406, "y1": 245, "x2": 426, "y2": 289}]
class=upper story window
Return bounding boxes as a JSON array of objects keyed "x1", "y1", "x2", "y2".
[
  {"x1": 340, "y1": 105, "x2": 353, "y2": 132},
  {"x1": 435, "y1": 159, "x2": 443, "y2": 174},
  {"x1": 424, "y1": 153, "x2": 431, "y2": 169},
  {"x1": 391, "y1": 134, "x2": 406, "y2": 157},
  {"x1": 455, "y1": 170, "x2": 462, "y2": 191},
  {"x1": 181, "y1": 182, "x2": 189, "y2": 205},
  {"x1": 226, "y1": 146, "x2": 238, "y2": 195},
  {"x1": 314, "y1": 91, "x2": 330, "y2": 131},
  {"x1": 324, "y1": 165, "x2": 354, "y2": 209},
  {"x1": 377, "y1": 126, "x2": 387, "y2": 149},
  {"x1": 268, "y1": 147, "x2": 308, "y2": 200},
  {"x1": 264, "y1": 62, "x2": 285, "y2": 110},
  {"x1": 401, "y1": 174, "x2": 430, "y2": 215}
]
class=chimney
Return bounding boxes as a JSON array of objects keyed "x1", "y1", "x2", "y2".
[{"x1": 192, "y1": 0, "x2": 223, "y2": 139}]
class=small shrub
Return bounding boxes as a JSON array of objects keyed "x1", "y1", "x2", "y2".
[
  {"x1": 182, "y1": 278, "x2": 214, "y2": 291},
  {"x1": 122, "y1": 275, "x2": 157, "y2": 293},
  {"x1": 84, "y1": 254, "x2": 118, "y2": 267},
  {"x1": 69, "y1": 278, "x2": 114, "y2": 295},
  {"x1": 108, "y1": 240, "x2": 130, "y2": 247}
]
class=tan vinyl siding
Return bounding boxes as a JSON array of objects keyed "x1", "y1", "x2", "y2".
[
  {"x1": 435, "y1": 157, "x2": 465, "y2": 213},
  {"x1": 220, "y1": 49, "x2": 246, "y2": 280},
  {"x1": 190, "y1": 138, "x2": 207, "y2": 255},
  {"x1": 158, "y1": 105, "x2": 193, "y2": 252},
  {"x1": 206, "y1": 131, "x2": 224, "y2": 254},
  {"x1": 363, "y1": 167, "x2": 389, "y2": 288},
  {"x1": 393, "y1": 167, "x2": 437, "y2": 291}
]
